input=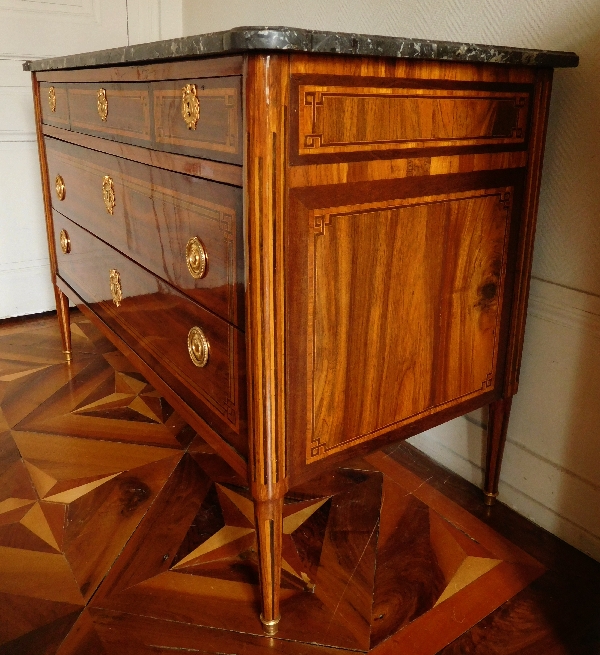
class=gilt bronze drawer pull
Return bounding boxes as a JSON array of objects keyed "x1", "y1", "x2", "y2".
[
  {"x1": 109, "y1": 269, "x2": 122, "y2": 307},
  {"x1": 102, "y1": 175, "x2": 115, "y2": 214},
  {"x1": 97, "y1": 88, "x2": 108, "y2": 121},
  {"x1": 59, "y1": 229, "x2": 71, "y2": 254},
  {"x1": 48, "y1": 87, "x2": 56, "y2": 112},
  {"x1": 185, "y1": 236, "x2": 208, "y2": 279},
  {"x1": 55, "y1": 174, "x2": 65, "y2": 201},
  {"x1": 182, "y1": 83, "x2": 200, "y2": 130},
  {"x1": 188, "y1": 326, "x2": 210, "y2": 367}
]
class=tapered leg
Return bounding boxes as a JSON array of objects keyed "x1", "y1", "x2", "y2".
[
  {"x1": 254, "y1": 497, "x2": 284, "y2": 636},
  {"x1": 484, "y1": 397, "x2": 513, "y2": 505},
  {"x1": 54, "y1": 285, "x2": 72, "y2": 362}
]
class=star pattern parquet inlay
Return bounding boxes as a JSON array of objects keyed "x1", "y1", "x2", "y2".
[{"x1": 1, "y1": 311, "x2": 589, "y2": 655}]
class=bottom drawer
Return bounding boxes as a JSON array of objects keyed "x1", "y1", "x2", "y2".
[{"x1": 53, "y1": 211, "x2": 247, "y2": 456}]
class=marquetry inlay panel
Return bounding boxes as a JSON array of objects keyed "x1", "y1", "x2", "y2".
[
  {"x1": 68, "y1": 86, "x2": 151, "y2": 141},
  {"x1": 153, "y1": 85, "x2": 240, "y2": 154},
  {"x1": 305, "y1": 187, "x2": 513, "y2": 462},
  {"x1": 293, "y1": 76, "x2": 531, "y2": 162}
]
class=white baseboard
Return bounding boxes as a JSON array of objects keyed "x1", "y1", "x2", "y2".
[
  {"x1": 409, "y1": 277, "x2": 600, "y2": 563},
  {"x1": 0, "y1": 264, "x2": 54, "y2": 319}
]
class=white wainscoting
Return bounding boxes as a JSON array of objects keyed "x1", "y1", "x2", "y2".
[
  {"x1": 127, "y1": 0, "x2": 182, "y2": 45},
  {"x1": 0, "y1": 140, "x2": 54, "y2": 317},
  {"x1": 409, "y1": 277, "x2": 600, "y2": 562},
  {"x1": 0, "y1": 1, "x2": 183, "y2": 319}
]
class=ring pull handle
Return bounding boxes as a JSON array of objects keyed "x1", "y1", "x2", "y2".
[
  {"x1": 186, "y1": 237, "x2": 208, "y2": 279},
  {"x1": 188, "y1": 326, "x2": 209, "y2": 367},
  {"x1": 181, "y1": 84, "x2": 200, "y2": 130}
]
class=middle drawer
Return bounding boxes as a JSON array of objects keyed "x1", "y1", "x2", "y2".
[
  {"x1": 54, "y1": 212, "x2": 247, "y2": 457},
  {"x1": 46, "y1": 137, "x2": 244, "y2": 327}
]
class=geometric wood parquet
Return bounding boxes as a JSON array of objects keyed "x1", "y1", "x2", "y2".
[{"x1": 0, "y1": 312, "x2": 598, "y2": 654}]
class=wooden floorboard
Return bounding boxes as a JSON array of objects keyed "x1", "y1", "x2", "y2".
[{"x1": 0, "y1": 311, "x2": 598, "y2": 654}]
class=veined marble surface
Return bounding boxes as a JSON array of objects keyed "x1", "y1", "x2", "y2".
[{"x1": 23, "y1": 25, "x2": 578, "y2": 72}]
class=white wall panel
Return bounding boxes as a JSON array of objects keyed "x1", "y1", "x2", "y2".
[
  {"x1": 127, "y1": 0, "x2": 162, "y2": 44},
  {"x1": 0, "y1": 141, "x2": 54, "y2": 318},
  {"x1": 0, "y1": 59, "x2": 35, "y2": 142},
  {"x1": 0, "y1": 1, "x2": 184, "y2": 318},
  {"x1": 0, "y1": 0, "x2": 128, "y2": 59},
  {"x1": 127, "y1": 0, "x2": 183, "y2": 45}
]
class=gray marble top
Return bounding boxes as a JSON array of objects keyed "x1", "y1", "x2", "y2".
[{"x1": 23, "y1": 26, "x2": 578, "y2": 72}]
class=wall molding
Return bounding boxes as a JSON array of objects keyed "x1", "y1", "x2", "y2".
[
  {"x1": 0, "y1": 131, "x2": 36, "y2": 142},
  {"x1": 410, "y1": 431, "x2": 600, "y2": 562},
  {"x1": 0, "y1": 0, "x2": 98, "y2": 20},
  {"x1": 528, "y1": 276, "x2": 600, "y2": 339}
]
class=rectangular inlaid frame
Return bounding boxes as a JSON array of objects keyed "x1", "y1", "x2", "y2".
[
  {"x1": 289, "y1": 74, "x2": 534, "y2": 165},
  {"x1": 286, "y1": 168, "x2": 525, "y2": 485}
]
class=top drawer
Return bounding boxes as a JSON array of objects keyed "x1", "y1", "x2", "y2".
[{"x1": 40, "y1": 77, "x2": 242, "y2": 165}]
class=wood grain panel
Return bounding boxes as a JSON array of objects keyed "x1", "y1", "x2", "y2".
[
  {"x1": 290, "y1": 54, "x2": 538, "y2": 85},
  {"x1": 36, "y1": 57, "x2": 243, "y2": 83},
  {"x1": 308, "y1": 190, "x2": 509, "y2": 461},
  {"x1": 152, "y1": 77, "x2": 242, "y2": 164},
  {"x1": 45, "y1": 137, "x2": 243, "y2": 327},
  {"x1": 244, "y1": 53, "x2": 291, "y2": 633},
  {"x1": 39, "y1": 84, "x2": 69, "y2": 129},
  {"x1": 288, "y1": 151, "x2": 528, "y2": 189},
  {"x1": 292, "y1": 75, "x2": 531, "y2": 163},
  {"x1": 68, "y1": 83, "x2": 151, "y2": 145},
  {"x1": 503, "y1": 68, "x2": 553, "y2": 396},
  {"x1": 286, "y1": 170, "x2": 524, "y2": 470},
  {"x1": 53, "y1": 213, "x2": 247, "y2": 457},
  {"x1": 42, "y1": 125, "x2": 243, "y2": 187}
]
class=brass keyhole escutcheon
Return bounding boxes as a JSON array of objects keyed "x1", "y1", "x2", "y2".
[
  {"x1": 109, "y1": 269, "x2": 122, "y2": 307},
  {"x1": 97, "y1": 88, "x2": 108, "y2": 121},
  {"x1": 59, "y1": 229, "x2": 71, "y2": 254},
  {"x1": 188, "y1": 326, "x2": 210, "y2": 367},
  {"x1": 102, "y1": 175, "x2": 115, "y2": 214},
  {"x1": 181, "y1": 83, "x2": 200, "y2": 130},
  {"x1": 185, "y1": 237, "x2": 208, "y2": 279},
  {"x1": 48, "y1": 87, "x2": 56, "y2": 112},
  {"x1": 55, "y1": 174, "x2": 65, "y2": 201}
]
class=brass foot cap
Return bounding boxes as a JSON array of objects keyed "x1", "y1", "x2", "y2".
[
  {"x1": 63, "y1": 350, "x2": 72, "y2": 363},
  {"x1": 260, "y1": 614, "x2": 281, "y2": 636},
  {"x1": 484, "y1": 491, "x2": 499, "y2": 506}
]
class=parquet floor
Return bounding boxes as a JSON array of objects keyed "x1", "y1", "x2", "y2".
[{"x1": 0, "y1": 312, "x2": 598, "y2": 654}]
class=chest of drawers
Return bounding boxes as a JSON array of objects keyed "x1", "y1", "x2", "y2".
[{"x1": 26, "y1": 27, "x2": 577, "y2": 635}]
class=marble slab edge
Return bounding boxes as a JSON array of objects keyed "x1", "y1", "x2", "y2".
[{"x1": 23, "y1": 26, "x2": 579, "y2": 72}]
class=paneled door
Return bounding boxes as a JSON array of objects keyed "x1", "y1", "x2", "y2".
[{"x1": 287, "y1": 169, "x2": 524, "y2": 473}]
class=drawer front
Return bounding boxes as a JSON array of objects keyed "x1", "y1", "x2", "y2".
[
  {"x1": 151, "y1": 77, "x2": 242, "y2": 164},
  {"x1": 68, "y1": 83, "x2": 152, "y2": 146},
  {"x1": 54, "y1": 213, "x2": 247, "y2": 456},
  {"x1": 291, "y1": 75, "x2": 533, "y2": 164},
  {"x1": 40, "y1": 83, "x2": 69, "y2": 128},
  {"x1": 40, "y1": 77, "x2": 242, "y2": 165},
  {"x1": 46, "y1": 137, "x2": 243, "y2": 327}
]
